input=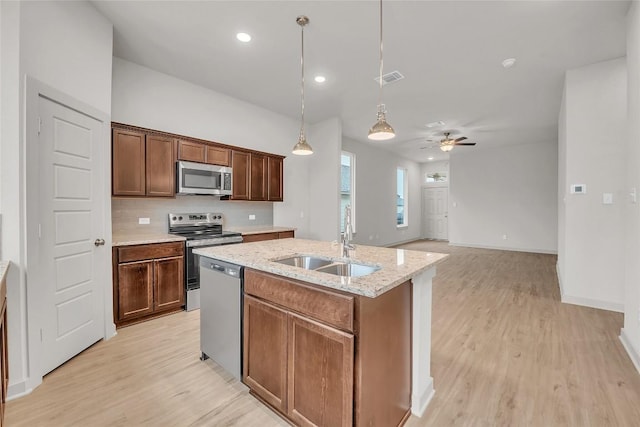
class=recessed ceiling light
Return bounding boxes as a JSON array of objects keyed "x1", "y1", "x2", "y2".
[
  {"x1": 427, "y1": 156, "x2": 434, "y2": 161},
  {"x1": 426, "y1": 120, "x2": 445, "y2": 128},
  {"x1": 236, "y1": 32, "x2": 252, "y2": 43},
  {"x1": 502, "y1": 58, "x2": 516, "y2": 69},
  {"x1": 314, "y1": 75, "x2": 326, "y2": 83}
]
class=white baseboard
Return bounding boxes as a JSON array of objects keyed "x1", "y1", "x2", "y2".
[
  {"x1": 620, "y1": 329, "x2": 640, "y2": 374},
  {"x1": 448, "y1": 241, "x2": 557, "y2": 255},
  {"x1": 7, "y1": 381, "x2": 32, "y2": 401},
  {"x1": 556, "y1": 261, "x2": 624, "y2": 313},
  {"x1": 411, "y1": 376, "x2": 435, "y2": 418}
]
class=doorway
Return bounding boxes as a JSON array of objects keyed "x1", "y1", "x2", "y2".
[{"x1": 422, "y1": 187, "x2": 449, "y2": 240}]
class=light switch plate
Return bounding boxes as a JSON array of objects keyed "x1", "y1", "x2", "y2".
[
  {"x1": 603, "y1": 193, "x2": 613, "y2": 205},
  {"x1": 138, "y1": 217, "x2": 150, "y2": 225},
  {"x1": 249, "y1": 214, "x2": 256, "y2": 220}
]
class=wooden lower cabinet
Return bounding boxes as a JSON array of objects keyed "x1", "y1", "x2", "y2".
[
  {"x1": 243, "y1": 269, "x2": 411, "y2": 427},
  {"x1": 242, "y1": 230, "x2": 295, "y2": 243},
  {"x1": 288, "y1": 313, "x2": 354, "y2": 427},
  {"x1": 113, "y1": 242, "x2": 185, "y2": 327}
]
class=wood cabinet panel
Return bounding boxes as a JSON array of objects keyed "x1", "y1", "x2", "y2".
[
  {"x1": 177, "y1": 139, "x2": 206, "y2": 163},
  {"x1": 118, "y1": 242, "x2": 184, "y2": 263},
  {"x1": 243, "y1": 295, "x2": 288, "y2": 413},
  {"x1": 205, "y1": 145, "x2": 230, "y2": 166},
  {"x1": 154, "y1": 256, "x2": 184, "y2": 311},
  {"x1": 250, "y1": 154, "x2": 268, "y2": 201},
  {"x1": 268, "y1": 156, "x2": 284, "y2": 201},
  {"x1": 288, "y1": 312, "x2": 354, "y2": 427},
  {"x1": 231, "y1": 151, "x2": 250, "y2": 200},
  {"x1": 117, "y1": 261, "x2": 154, "y2": 321},
  {"x1": 112, "y1": 129, "x2": 146, "y2": 196},
  {"x1": 242, "y1": 233, "x2": 279, "y2": 243},
  {"x1": 278, "y1": 231, "x2": 295, "y2": 239},
  {"x1": 245, "y1": 269, "x2": 354, "y2": 332},
  {"x1": 146, "y1": 135, "x2": 175, "y2": 197}
]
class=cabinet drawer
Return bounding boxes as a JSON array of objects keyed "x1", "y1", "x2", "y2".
[
  {"x1": 118, "y1": 242, "x2": 184, "y2": 263},
  {"x1": 245, "y1": 269, "x2": 354, "y2": 332},
  {"x1": 278, "y1": 231, "x2": 294, "y2": 239},
  {"x1": 243, "y1": 232, "x2": 279, "y2": 243}
]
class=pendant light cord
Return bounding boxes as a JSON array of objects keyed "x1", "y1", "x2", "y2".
[
  {"x1": 378, "y1": 0, "x2": 384, "y2": 109},
  {"x1": 300, "y1": 20, "x2": 306, "y2": 136}
]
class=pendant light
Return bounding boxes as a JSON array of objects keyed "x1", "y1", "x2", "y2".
[
  {"x1": 368, "y1": 0, "x2": 395, "y2": 141},
  {"x1": 292, "y1": 15, "x2": 313, "y2": 155}
]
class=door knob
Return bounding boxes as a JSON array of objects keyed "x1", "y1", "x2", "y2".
[{"x1": 94, "y1": 238, "x2": 106, "y2": 246}]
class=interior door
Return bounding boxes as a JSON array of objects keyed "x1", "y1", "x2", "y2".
[
  {"x1": 423, "y1": 187, "x2": 449, "y2": 240},
  {"x1": 38, "y1": 96, "x2": 105, "y2": 375}
]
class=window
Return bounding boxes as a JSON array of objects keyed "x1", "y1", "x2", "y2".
[
  {"x1": 340, "y1": 152, "x2": 356, "y2": 233},
  {"x1": 425, "y1": 172, "x2": 447, "y2": 183},
  {"x1": 397, "y1": 167, "x2": 408, "y2": 227}
]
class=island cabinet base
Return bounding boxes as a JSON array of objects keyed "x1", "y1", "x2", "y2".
[{"x1": 243, "y1": 268, "x2": 411, "y2": 427}]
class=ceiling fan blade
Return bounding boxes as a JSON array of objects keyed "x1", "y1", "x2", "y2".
[
  {"x1": 454, "y1": 142, "x2": 476, "y2": 146},
  {"x1": 454, "y1": 136, "x2": 468, "y2": 142}
]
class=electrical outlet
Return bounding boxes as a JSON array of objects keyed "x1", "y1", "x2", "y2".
[
  {"x1": 249, "y1": 214, "x2": 256, "y2": 220},
  {"x1": 138, "y1": 217, "x2": 150, "y2": 225},
  {"x1": 502, "y1": 234, "x2": 508, "y2": 240}
]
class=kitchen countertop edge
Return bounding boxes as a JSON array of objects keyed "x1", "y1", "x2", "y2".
[{"x1": 112, "y1": 233, "x2": 186, "y2": 247}]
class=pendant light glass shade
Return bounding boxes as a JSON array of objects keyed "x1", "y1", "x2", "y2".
[
  {"x1": 440, "y1": 143, "x2": 454, "y2": 152},
  {"x1": 368, "y1": 0, "x2": 395, "y2": 141},
  {"x1": 292, "y1": 16, "x2": 313, "y2": 156}
]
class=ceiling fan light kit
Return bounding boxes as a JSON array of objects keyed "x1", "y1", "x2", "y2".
[
  {"x1": 292, "y1": 15, "x2": 313, "y2": 156},
  {"x1": 368, "y1": 0, "x2": 395, "y2": 141}
]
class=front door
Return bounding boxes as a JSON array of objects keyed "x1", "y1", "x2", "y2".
[
  {"x1": 422, "y1": 187, "x2": 448, "y2": 240},
  {"x1": 37, "y1": 95, "x2": 105, "y2": 374}
]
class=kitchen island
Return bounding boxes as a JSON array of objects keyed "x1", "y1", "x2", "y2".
[{"x1": 194, "y1": 238, "x2": 447, "y2": 426}]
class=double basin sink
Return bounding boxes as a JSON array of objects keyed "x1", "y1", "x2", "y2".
[{"x1": 274, "y1": 255, "x2": 380, "y2": 278}]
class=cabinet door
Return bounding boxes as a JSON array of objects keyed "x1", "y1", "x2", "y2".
[
  {"x1": 117, "y1": 261, "x2": 154, "y2": 321},
  {"x1": 268, "y1": 156, "x2": 284, "y2": 201},
  {"x1": 243, "y1": 295, "x2": 288, "y2": 413},
  {"x1": 146, "y1": 135, "x2": 176, "y2": 197},
  {"x1": 112, "y1": 129, "x2": 146, "y2": 196},
  {"x1": 231, "y1": 151, "x2": 250, "y2": 200},
  {"x1": 250, "y1": 154, "x2": 268, "y2": 201},
  {"x1": 205, "y1": 145, "x2": 231, "y2": 166},
  {"x1": 287, "y1": 313, "x2": 354, "y2": 427},
  {"x1": 153, "y1": 256, "x2": 184, "y2": 311},
  {"x1": 177, "y1": 140, "x2": 206, "y2": 163}
]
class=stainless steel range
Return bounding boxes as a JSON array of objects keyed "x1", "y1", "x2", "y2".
[{"x1": 168, "y1": 212, "x2": 243, "y2": 311}]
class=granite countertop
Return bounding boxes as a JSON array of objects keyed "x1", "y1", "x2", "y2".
[
  {"x1": 226, "y1": 225, "x2": 296, "y2": 235},
  {"x1": 0, "y1": 261, "x2": 9, "y2": 283},
  {"x1": 194, "y1": 238, "x2": 447, "y2": 298},
  {"x1": 112, "y1": 232, "x2": 186, "y2": 247}
]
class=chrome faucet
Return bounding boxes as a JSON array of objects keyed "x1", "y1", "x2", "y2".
[{"x1": 341, "y1": 205, "x2": 355, "y2": 258}]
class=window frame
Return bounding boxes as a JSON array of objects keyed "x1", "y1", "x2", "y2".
[
  {"x1": 340, "y1": 151, "x2": 356, "y2": 234},
  {"x1": 396, "y1": 166, "x2": 408, "y2": 228}
]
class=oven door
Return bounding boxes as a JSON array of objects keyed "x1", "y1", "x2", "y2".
[{"x1": 177, "y1": 161, "x2": 232, "y2": 196}]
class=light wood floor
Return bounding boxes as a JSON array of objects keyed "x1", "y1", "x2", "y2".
[{"x1": 7, "y1": 241, "x2": 640, "y2": 426}]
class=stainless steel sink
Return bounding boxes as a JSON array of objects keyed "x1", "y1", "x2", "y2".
[
  {"x1": 315, "y1": 262, "x2": 380, "y2": 277},
  {"x1": 274, "y1": 255, "x2": 334, "y2": 270}
]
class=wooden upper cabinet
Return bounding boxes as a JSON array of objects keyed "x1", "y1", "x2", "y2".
[
  {"x1": 205, "y1": 145, "x2": 231, "y2": 166},
  {"x1": 232, "y1": 150, "x2": 250, "y2": 200},
  {"x1": 268, "y1": 156, "x2": 284, "y2": 201},
  {"x1": 112, "y1": 129, "x2": 146, "y2": 196},
  {"x1": 177, "y1": 139, "x2": 231, "y2": 166},
  {"x1": 177, "y1": 139, "x2": 206, "y2": 163},
  {"x1": 250, "y1": 153, "x2": 268, "y2": 201},
  {"x1": 146, "y1": 135, "x2": 176, "y2": 197}
]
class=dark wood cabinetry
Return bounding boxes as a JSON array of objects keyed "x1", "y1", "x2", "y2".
[
  {"x1": 113, "y1": 242, "x2": 184, "y2": 327},
  {"x1": 243, "y1": 269, "x2": 412, "y2": 427},
  {"x1": 177, "y1": 139, "x2": 231, "y2": 166},
  {"x1": 241, "y1": 230, "x2": 295, "y2": 243},
  {"x1": 268, "y1": 156, "x2": 284, "y2": 201},
  {"x1": 231, "y1": 150, "x2": 250, "y2": 200},
  {"x1": 250, "y1": 153, "x2": 268, "y2": 201},
  {"x1": 112, "y1": 126, "x2": 175, "y2": 197}
]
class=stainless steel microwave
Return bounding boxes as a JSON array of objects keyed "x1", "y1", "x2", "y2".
[{"x1": 177, "y1": 161, "x2": 232, "y2": 196}]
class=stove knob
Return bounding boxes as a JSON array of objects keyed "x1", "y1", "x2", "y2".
[
  {"x1": 172, "y1": 216, "x2": 177, "y2": 221},
  {"x1": 216, "y1": 215, "x2": 221, "y2": 220},
  {"x1": 179, "y1": 216, "x2": 183, "y2": 220}
]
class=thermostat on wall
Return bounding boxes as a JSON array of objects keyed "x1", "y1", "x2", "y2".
[{"x1": 570, "y1": 184, "x2": 587, "y2": 194}]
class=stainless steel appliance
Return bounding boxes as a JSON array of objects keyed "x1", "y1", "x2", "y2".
[
  {"x1": 176, "y1": 161, "x2": 232, "y2": 196},
  {"x1": 168, "y1": 212, "x2": 243, "y2": 310},
  {"x1": 199, "y1": 257, "x2": 243, "y2": 381}
]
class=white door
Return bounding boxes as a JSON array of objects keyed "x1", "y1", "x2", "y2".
[
  {"x1": 38, "y1": 96, "x2": 105, "y2": 374},
  {"x1": 423, "y1": 187, "x2": 449, "y2": 240}
]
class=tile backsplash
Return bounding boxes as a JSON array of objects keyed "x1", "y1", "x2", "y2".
[{"x1": 112, "y1": 196, "x2": 274, "y2": 234}]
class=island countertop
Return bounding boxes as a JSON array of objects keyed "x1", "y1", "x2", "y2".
[{"x1": 194, "y1": 238, "x2": 448, "y2": 298}]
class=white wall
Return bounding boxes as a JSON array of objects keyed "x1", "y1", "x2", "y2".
[
  {"x1": 342, "y1": 138, "x2": 422, "y2": 247},
  {"x1": 558, "y1": 58, "x2": 627, "y2": 313},
  {"x1": 448, "y1": 142, "x2": 558, "y2": 253},
  {"x1": 622, "y1": 1, "x2": 640, "y2": 372},
  {"x1": 0, "y1": 0, "x2": 113, "y2": 398},
  {"x1": 111, "y1": 58, "x2": 323, "y2": 238}
]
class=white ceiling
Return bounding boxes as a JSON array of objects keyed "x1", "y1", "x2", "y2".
[{"x1": 92, "y1": 0, "x2": 629, "y2": 162}]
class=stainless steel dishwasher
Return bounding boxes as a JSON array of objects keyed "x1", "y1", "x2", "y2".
[{"x1": 199, "y1": 257, "x2": 243, "y2": 381}]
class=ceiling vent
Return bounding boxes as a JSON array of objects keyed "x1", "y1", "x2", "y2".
[{"x1": 375, "y1": 70, "x2": 404, "y2": 86}]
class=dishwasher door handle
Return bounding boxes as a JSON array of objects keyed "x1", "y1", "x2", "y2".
[{"x1": 211, "y1": 263, "x2": 226, "y2": 272}]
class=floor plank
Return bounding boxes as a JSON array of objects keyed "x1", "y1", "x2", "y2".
[{"x1": 6, "y1": 241, "x2": 640, "y2": 426}]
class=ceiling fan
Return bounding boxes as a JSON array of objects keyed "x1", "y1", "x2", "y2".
[{"x1": 438, "y1": 132, "x2": 476, "y2": 152}]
